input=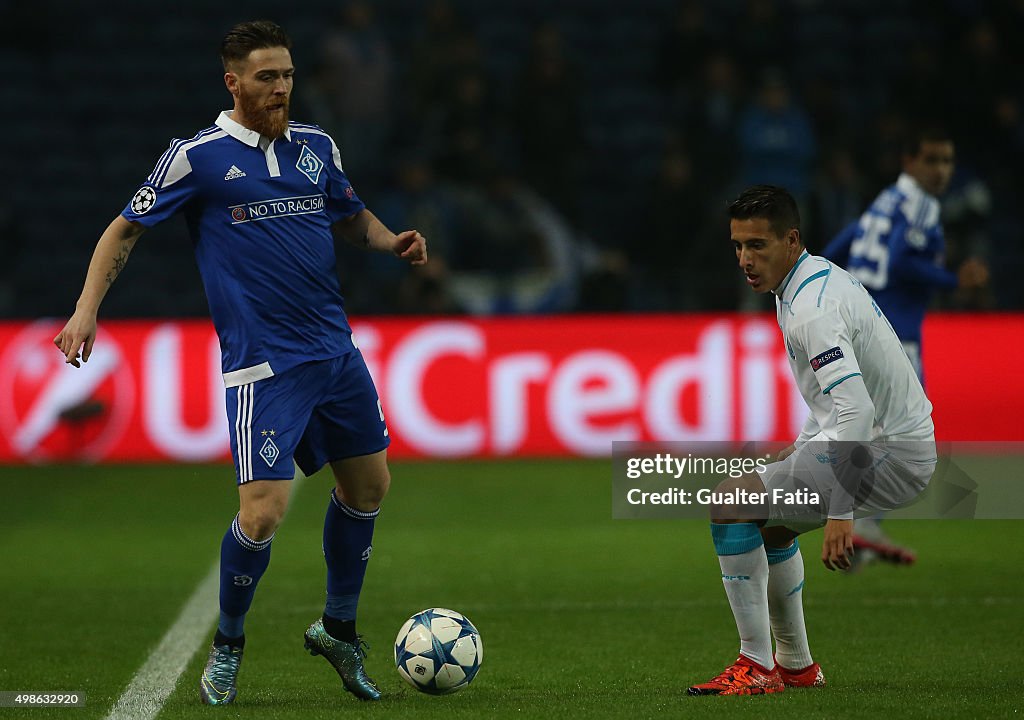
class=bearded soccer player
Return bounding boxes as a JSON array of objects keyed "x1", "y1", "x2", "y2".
[
  {"x1": 687, "y1": 185, "x2": 936, "y2": 696},
  {"x1": 54, "y1": 21, "x2": 427, "y2": 705}
]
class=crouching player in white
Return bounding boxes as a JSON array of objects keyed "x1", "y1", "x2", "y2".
[{"x1": 688, "y1": 185, "x2": 937, "y2": 696}]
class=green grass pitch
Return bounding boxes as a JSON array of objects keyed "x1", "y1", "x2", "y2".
[{"x1": 1, "y1": 459, "x2": 1021, "y2": 719}]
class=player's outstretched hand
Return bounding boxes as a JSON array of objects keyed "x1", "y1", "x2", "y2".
[
  {"x1": 393, "y1": 230, "x2": 428, "y2": 266},
  {"x1": 821, "y1": 518, "x2": 854, "y2": 571},
  {"x1": 53, "y1": 310, "x2": 98, "y2": 368}
]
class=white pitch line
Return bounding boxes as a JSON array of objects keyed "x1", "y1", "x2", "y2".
[
  {"x1": 106, "y1": 469, "x2": 307, "y2": 720},
  {"x1": 105, "y1": 560, "x2": 219, "y2": 720}
]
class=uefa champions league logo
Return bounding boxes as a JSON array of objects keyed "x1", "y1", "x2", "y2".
[{"x1": 131, "y1": 186, "x2": 157, "y2": 215}]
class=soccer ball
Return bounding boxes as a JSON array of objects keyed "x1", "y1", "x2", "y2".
[{"x1": 394, "y1": 608, "x2": 483, "y2": 695}]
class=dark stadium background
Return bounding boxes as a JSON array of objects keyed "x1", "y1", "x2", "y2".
[{"x1": 1, "y1": 0, "x2": 1021, "y2": 319}]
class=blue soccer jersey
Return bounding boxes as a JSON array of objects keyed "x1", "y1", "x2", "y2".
[
  {"x1": 122, "y1": 111, "x2": 366, "y2": 387},
  {"x1": 822, "y1": 173, "x2": 956, "y2": 344}
]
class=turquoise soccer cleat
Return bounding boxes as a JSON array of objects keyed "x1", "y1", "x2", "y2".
[
  {"x1": 199, "y1": 643, "x2": 243, "y2": 705},
  {"x1": 303, "y1": 619, "x2": 381, "y2": 701}
]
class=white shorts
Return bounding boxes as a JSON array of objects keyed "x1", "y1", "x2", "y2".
[{"x1": 756, "y1": 433, "x2": 936, "y2": 530}]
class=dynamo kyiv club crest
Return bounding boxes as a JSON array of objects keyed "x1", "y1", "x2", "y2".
[
  {"x1": 259, "y1": 437, "x2": 280, "y2": 467},
  {"x1": 296, "y1": 145, "x2": 324, "y2": 184}
]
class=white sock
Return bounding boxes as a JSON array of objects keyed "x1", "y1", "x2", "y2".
[
  {"x1": 718, "y1": 546, "x2": 773, "y2": 669},
  {"x1": 767, "y1": 547, "x2": 813, "y2": 670}
]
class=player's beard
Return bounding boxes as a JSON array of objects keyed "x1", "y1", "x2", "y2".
[{"x1": 239, "y1": 89, "x2": 290, "y2": 139}]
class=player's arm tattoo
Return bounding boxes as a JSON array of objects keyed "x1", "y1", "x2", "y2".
[
  {"x1": 352, "y1": 212, "x2": 373, "y2": 248},
  {"x1": 105, "y1": 237, "x2": 134, "y2": 287}
]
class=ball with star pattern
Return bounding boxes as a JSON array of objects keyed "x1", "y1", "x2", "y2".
[{"x1": 394, "y1": 608, "x2": 482, "y2": 695}]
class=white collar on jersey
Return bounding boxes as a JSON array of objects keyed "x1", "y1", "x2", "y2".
[
  {"x1": 215, "y1": 110, "x2": 292, "y2": 147},
  {"x1": 773, "y1": 249, "x2": 813, "y2": 300},
  {"x1": 896, "y1": 172, "x2": 932, "y2": 200}
]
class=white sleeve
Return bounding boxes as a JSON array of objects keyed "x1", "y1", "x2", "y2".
[
  {"x1": 795, "y1": 413, "x2": 820, "y2": 447},
  {"x1": 827, "y1": 373, "x2": 874, "y2": 441},
  {"x1": 825, "y1": 373, "x2": 875, "y2": 519}
]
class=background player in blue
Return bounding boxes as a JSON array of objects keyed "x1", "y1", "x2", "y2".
[
  {"x1": 823, "y1": 126, "x2": 989, "y2": 380},
  {"x1": 822, "y1": 126, "x2": 988, "y2": 567},
  {"x1": 53, "y1": 21, "x2": 427, "y2": 706}
]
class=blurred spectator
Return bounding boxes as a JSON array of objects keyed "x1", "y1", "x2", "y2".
[
  {"x1": 656, "y1": 0, "x2": 719, "y2": 119},
  {"x1": 319, "y1": 0, "x2": 395, "y2": 188},
  {"x1": 941, "y1": 167, "x2": 996, "y2": 310},
  {"x1": 407, "y1": 0, "x2": 478, "y2": 118},
  {"x1": 891, "y1": 38, "x2": 945, "y2": 123},
  {"x1": 434, "y1": 70, "x2": 502, "y2": 184},
  {"x1": 295, "y1": 60, "x2": 343, "y2": 140},
  {"x1": 372, "y1": 154, "x2": 463, "y2": 315},
  {"x1": 446, "y1": 159, "x2": 581, "y2": 315},
  {"x1": 981, "y1": 89, "x2": 1024, "y2": 307},
  {"x1": 511, "y1": 23, "x2": 585, "y2": 223},
  {"x1": 948, "y1": 19, "x2": 1014, "y2": 163},
  {"x1": 800, "y1": 75, "x2": 845, "y2": 150},
  {"x1": 737, "y1": 68, "x2": 817, "y2": 209},
  {"x1": 809, "y1": 146, "x2": 866, "y2": 252},
  {"x1": 733, "y1": 0, "x2": 792, "y2": 79},
  {"x1": 632, "y1": 140, "x2": 732, "y2": 310},
  {"x1": 0, "y1": 202, "x2": 22, "y2": 316},
  {"x1": 862, "y1": 109, "x2": 908, "y2": 191},
  {"x1": 985, "y1": 91, "x2": 1024, "y2": 178},
  {"x1": 685, "y1": 51, "x2": 744, "y2": 197}
]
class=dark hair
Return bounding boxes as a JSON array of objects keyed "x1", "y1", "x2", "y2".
[
  {"x1": 901, "y1": 124, "x2": 953, "y2": 158},
  {"x1": 220, "y1": 21, "x2": 292, "y2": 70},
  {"x1": 728, "y1": 185, "x2": 801, "y2": 238}
]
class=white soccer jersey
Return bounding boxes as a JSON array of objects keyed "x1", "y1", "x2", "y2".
[{"x1": 775, "y1": 251, "x2": 934, "y2": 443}]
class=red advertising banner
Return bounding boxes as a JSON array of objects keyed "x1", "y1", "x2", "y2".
[{"x1": 1, "y1": 314, "x2": 1020, "y2": 464}]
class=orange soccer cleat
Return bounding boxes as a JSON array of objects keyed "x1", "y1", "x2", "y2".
[
  {"x1": 776, "y1": 659, "x2": 826, "y2": 688},
  {"x1": 687, "y1": 656, "x2": 785, "y2": 696},
  {"x1": 851, "y1": 534, "x2": 916, "y2": 566}
]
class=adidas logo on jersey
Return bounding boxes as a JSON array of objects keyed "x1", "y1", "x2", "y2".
[{"x1": 224, "y1": 165, "x2": 247, "y2": 180}]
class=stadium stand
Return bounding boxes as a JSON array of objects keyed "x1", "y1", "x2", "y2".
[{"x1": 1, "y1": 0, "x2": 1020, "y2": 318}]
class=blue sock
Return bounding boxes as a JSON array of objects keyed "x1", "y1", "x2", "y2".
[
  {"x1": 323, "y1": 490, "x2": 378, "y2": 623},
  {"x1": 218, "y1": 514, "x2": 273, "y2": 639}
]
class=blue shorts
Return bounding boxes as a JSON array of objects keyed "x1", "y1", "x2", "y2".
[{"x1": 225, "y1": 352, "x2": 389, "y2": 484}]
